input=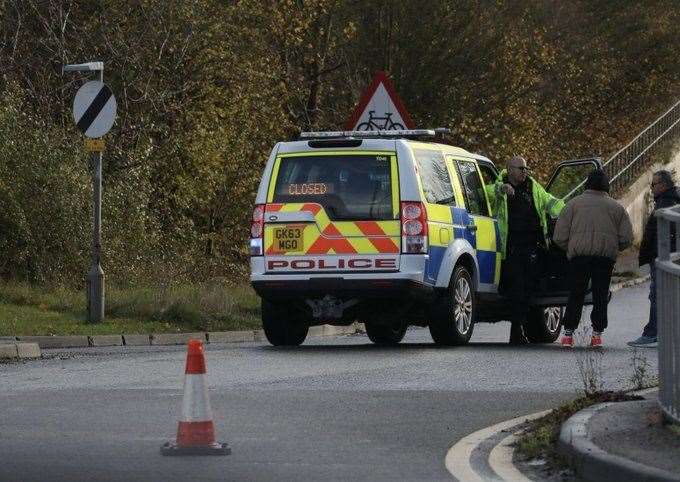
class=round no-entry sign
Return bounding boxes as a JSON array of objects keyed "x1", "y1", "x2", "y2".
[{"x1": 72, "y1": 81, "x2": 117, "y2": 138}]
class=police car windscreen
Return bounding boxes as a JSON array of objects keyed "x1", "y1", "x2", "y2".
[{"x1": 273, "y1": 155, "x2": 393, "y2": 220}]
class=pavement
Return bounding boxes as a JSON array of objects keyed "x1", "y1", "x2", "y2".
[
  {"x1": 559, "y1": 389, "x2": 680, "y2": 482},
  {"x1": 557, "y1": 250, "x2": 680, "y2": 482}
]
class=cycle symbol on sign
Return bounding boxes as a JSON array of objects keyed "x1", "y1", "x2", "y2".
[{"x1": 356, "y1": 111, "x2": 405, "y2": 131}]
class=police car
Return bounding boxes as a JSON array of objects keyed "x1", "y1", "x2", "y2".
[{"x1": 249, "y1": 129, "x2": 599, "y2": 346}]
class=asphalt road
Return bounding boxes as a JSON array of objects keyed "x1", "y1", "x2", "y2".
[{"x1": 0, "y1": 282, "x2": 656, "y2": 481}]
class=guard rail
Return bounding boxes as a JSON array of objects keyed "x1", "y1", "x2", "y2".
[{"x1": 656, "y1": 204, "x2": 680, "y2": 423}]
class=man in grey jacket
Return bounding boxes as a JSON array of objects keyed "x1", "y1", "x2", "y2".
[{"x1": 553, "y1": 169, "x2": 633, "y2": 347}]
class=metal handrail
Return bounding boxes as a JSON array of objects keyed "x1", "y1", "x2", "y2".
[
  {"x1": 655, "y1": 205, "x2": 680, "y2": 424},
  {"x1": 559, "y1": 100, "x2": 680, "y2": 201},
  {"x1": 604, "y1": 100, "x2": 680, "y2": 195}
]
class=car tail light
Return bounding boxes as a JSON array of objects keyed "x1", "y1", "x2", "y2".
[
  {"x1": 250, "y1": 204, "x2": 265, "y2": 256},
  {"x1": 401, "y1": 201, "x2": 428, "y2": 254}
]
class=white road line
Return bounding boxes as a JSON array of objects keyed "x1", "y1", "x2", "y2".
[
  {"x1": 445, "y1": 409, "x2": 551, "y2": 481},
  {"x1": 488, "y1": 431, "x2": 531, "y2": 482}
]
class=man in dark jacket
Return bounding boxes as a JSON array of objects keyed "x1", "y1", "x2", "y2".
[{"x1": 628, "y1": 170, "x2": 680, "y2": 347}]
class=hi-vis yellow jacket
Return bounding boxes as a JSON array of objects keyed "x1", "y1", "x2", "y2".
[{"x1": 486, "y1": 169, "x2": 564, "y2": 259}]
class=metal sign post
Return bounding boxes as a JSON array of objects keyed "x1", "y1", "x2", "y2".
[{"x1": 63, "y1": 62, "x2": 117, "y2": 323}]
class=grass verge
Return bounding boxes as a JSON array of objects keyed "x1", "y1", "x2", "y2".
[{"x1": 0, "y1": 281, "x2": 261, "y2": 335}]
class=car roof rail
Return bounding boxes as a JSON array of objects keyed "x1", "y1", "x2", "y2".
[{"x1": 299, "y1": 128, "x2": 451, "y2": 141}]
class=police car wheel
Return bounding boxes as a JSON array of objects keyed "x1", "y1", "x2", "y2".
[
  {"x1": 365, "y1": 322, "x2": 407, "y2": 345},
  {"x1": 429, "y1": 265, "x2": 475, "y2": 346},
  {"x1": 261, "y1": 299, "x2": 308, "y2": 346},
  {"x1": 525, "y1": 306, "x2": 563, "y2": 343}
]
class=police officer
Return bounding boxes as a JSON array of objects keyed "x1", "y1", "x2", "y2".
[{"x1": 490, "y1": 155, "x2": 564, "y2": 344}]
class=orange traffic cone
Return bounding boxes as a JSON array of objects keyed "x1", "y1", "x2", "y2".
[{"x1": 161, "y1": 339, "x2": 230, "y2": 456}]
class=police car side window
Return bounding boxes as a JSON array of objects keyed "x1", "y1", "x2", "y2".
[
  {"x1": 457, "y1": 160, "x2": 490, "y2": 217},
  {"x1": 478, "y1": 163, "x2": 498, "y2": 187},
  {"x1": 413, "y1": 149, "x2": 455, "y2": 205}
]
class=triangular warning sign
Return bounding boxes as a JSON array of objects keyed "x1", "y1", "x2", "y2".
[{"x1": 345, "y1": 71, "x2": 414, "y2": 131}]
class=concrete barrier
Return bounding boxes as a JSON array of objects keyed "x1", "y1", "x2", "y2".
[
  {"x1": 89, "y1": 335, "x2": 124, "y2": 347},
  {"x1": 307, "y1": 326, "x2": 325, "y2": 337},
  {"x1": 0, "y1": 344, "x2": 18, "y2": 358},
  {"x1": 16, "y1": 343, "x2": 41, "y2": 359},
  {"x1": 253, "y1": 330, "x2": 266, "y2": 342},
  {"x1": 122, "y1": 334, "x2": 151, "y2": 346},
  {"x1": 17, "y1": 335, "x2": 89, "y2": 349},
  {"x1": 150, "y1": 333, "x2": 206, "y2": 346},
  {"x1": 0, "y1": 343, "x2": 41, "y2": 359}
]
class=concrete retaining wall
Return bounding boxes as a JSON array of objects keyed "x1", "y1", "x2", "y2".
[{"x1": 618, "y1": 146, "x2": 680, "y2": 246}]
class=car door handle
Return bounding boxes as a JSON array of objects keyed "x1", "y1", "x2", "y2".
[{"x1": 466, "y1": 224, "x2": 478, "y2": 232}]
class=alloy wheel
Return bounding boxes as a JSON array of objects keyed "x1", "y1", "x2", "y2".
[{"x1": 453, "y1": 277, "x2": 473, "y2": 334}]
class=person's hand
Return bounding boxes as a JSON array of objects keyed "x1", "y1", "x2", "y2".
[{"x1": 502, "y1": 183, "x2": 515, "y2": 197}]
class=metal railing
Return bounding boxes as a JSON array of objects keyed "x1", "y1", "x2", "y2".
[
  {"x1": 656, "y1": 204, "x2": 680, "y2": 424},
  {"x1": 605, "y1": 100, "x2": 680, "y2": 195},
  {"x1": 562, "y1": 99, "x2": 680, "y2": 200}
]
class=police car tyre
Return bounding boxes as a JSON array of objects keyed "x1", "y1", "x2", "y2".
[
  {"x1": 261, "y1": 299, "x2": 308, "y2": 346},
  {"x1": 525, "y1": 306, "x2": 563, "y2": 343},
  {"x1": 365, "y1": 322, "x2": 407, "y2": 345},
  {"x1": 428, "y1": 265, "x2": 475, "y2": 346}
]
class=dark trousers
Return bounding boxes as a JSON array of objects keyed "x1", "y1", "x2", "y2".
[
  {"x1": 643, "y1": 261, "x2": 657, "y2": 338},
  {"x1": 563, "y1": 255, "x2": 615, "y2": 332},
  {"x1": 501, "y1": 247, "x2": 538, "y2": 326}
]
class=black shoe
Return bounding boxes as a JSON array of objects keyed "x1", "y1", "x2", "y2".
[{"x1": 509, "y1": 324, "x2": 529, "y2": 345}]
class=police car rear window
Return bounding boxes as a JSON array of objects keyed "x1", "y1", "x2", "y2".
[
  {"x1": 413, "y1": 149, "x2": 455, "y2": 205},
  {"x1": 272, "y1": 155, "x2": 394, "y2": 220}
]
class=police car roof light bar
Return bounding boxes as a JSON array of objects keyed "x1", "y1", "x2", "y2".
[{"x1": 299, "y1": 128, "x2": 451, "y2": 140}]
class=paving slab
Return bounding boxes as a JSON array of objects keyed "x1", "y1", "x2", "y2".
[
  {"x1": 208, "y1": 331, "x2": 255, "y2": 343},
  {"x1": 16, "y1": 343, "x2": 41, "y2": 359},
  {"x1": 17, "y1": 335, "x2": 89, "y2": 349},
  {"x1": 89, "y1": 335, "x2": 124, "y2": 347},
  {"x1": 150, "y1": 333, "x2": 206, "y2": 346},
  {"x1": 122, "y1": 334, "x2": 151, "y2": 346}
]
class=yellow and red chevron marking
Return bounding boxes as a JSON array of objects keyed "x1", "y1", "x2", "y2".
[
  {"x1": 307, "y1": 223, "x2": 358, "y2": 254},
  {"x1": 264, "y1": 203, "x2": 399, "y2": 255}
]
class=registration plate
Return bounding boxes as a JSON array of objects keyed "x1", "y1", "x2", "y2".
[{"x1": 272, "y1": 226, "x2": 304, "y2": 253}]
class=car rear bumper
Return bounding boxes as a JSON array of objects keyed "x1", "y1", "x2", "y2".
[
  {"x1": 252, "y1": 277, "x2": 435, "y2": 300},
  {"x1": 250, "y1": 254, "x2": 435, "y2": 301}
]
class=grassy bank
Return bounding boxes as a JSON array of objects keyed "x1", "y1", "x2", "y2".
[{"x1": 0, "y1": 281, "x2": 261, "y2": 336}]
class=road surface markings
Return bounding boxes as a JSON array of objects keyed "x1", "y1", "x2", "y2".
[{"x1": 445, "y1": 409, "x2": 551, "y2": 481}]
